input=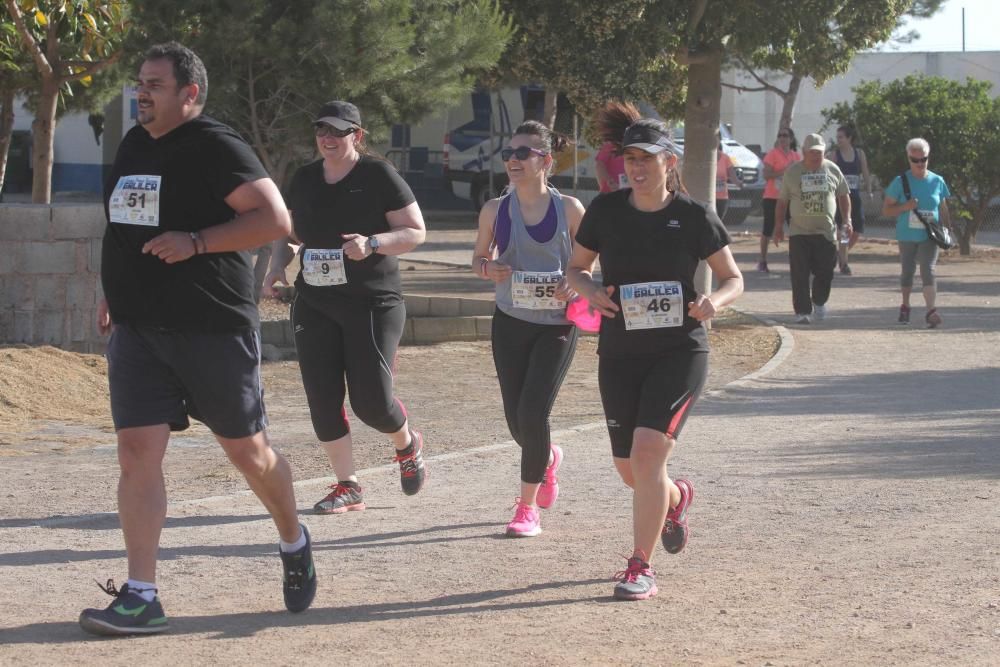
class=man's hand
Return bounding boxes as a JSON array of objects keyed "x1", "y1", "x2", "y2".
[
  {"x1": 142, "y1": 231, "x2": 197, "y2": 264},
  {"x1": 96, "y1": 298, "x2": 112, "y2": 336}
]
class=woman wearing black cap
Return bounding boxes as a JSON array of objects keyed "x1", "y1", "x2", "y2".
[
  {"x1": 264, "y1": 101, "x2": 428, "y2": 513},
  {"x1": 566, "y1": 104, "x2": 743, "y2": 601}
]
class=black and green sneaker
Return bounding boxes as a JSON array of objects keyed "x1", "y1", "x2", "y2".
[
  {"x1": 281, "y1": 524, "x2": 317, "y2": 613},
  {"x1": 79, "y1": 579, "x2": 169, "y2": 636}
]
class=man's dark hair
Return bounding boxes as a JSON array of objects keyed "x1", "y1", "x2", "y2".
[{"x1": 144, "y1": 41, "x2": 208, "y2": 106}]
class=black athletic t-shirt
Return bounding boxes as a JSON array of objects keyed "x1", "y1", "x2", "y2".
[
  {"x1": 101, "y1": 115, "x2": 269, "y2": 331},
  {"x1": 285, "y1": 156, "x2": 416, "y2": 305},
  {"x1": 575, "y1": 190, "x2": 731, "y2": 358}
]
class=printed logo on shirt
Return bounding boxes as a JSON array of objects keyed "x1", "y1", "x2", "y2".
[
  {"x1": 667, "y1": 219, "x2": 681, "y2": 229},
  {"x1": 349, "y1": 189, "x2": 363, "y2": 193},
  {"x1": 606, "y1": 419, "x2": 620, "y2": 429}
]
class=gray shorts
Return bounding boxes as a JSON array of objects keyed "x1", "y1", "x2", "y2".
[{"x1": 107, "y1": 324, "x2": 268, "y2": 439}]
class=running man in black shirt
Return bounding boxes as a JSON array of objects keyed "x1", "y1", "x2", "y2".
[
  {"x1": 567, "y1": 104, "x2": 744, "y2": 601},
  {"x1": 264, "y1": 101, "x2": 427, "y2": 515},
  {"x1": 79, "y1": 42, "x2": 316, "y2": 637}
]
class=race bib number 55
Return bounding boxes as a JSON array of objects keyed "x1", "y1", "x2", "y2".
[
  {"x1": 302, "y1": 249, "x2": 347, "y2": 286},
  {"x1": 109, "y1": 175, "x2": 161, "y2": 226},
  {"x1": 620, "y1": 281, "x2": 683, "y2": 330},
  {"x1": 512, "y1": 271, "x2": 565, "y2": 310}
]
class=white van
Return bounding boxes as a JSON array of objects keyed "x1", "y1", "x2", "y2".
[{"x1": 441, "y1": 86, "x2": 764, "y2": 223}]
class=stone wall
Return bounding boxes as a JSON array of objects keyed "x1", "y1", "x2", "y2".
[{"x1": 0, "y1": 204, "x2": 105, "y2": 352}]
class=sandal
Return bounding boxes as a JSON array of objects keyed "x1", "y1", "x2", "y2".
[{"x1": 926, "y1": 308, "x2": 943, "y2": 329}]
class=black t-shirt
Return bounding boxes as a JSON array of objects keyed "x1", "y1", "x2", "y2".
[
  {"x1": 575, "y1": 190, "x2": 731, "y2": 358},
  {"x1": 285, "y1": 156, "x2": 416, "y2": 306},
  {"x1": 101, "y1": 115, "x2": 269, "y2": 331}
]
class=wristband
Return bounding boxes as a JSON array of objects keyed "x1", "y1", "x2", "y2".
[
  {"x1": 479, "y1": 256, "x2": 489, "y2": 278},
  {"x1": 189, "y1": 231, "x2": 200, "y2": 255}
]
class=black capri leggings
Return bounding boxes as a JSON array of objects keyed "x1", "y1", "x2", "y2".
[
  {"x1": 292, "y1": 294, "x2": 408, "y2": 441},
  {"x1": 491, "y1": 308, "x2": 578, "y2": 484},
  {"x1": 598, "y1": 350, "x2": 708, "y2": 459}
]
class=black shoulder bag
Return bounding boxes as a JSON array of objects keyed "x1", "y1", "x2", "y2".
[{"x1": 900, "y1": 172, "x2": 956, "y2": 250}]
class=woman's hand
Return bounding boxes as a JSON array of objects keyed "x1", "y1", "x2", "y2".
[
  {"x1": 341, "y1": 233, "x2": 371, "y2": 260},
  {"x1": 554, "y1": 277, "x2": 577, "y2": 302},
  {"x1": 483, "y1": 259, "x2": 512, "y2": 284},
  {"x1": 687, "y1": 294, "x2": 717, "y2": 322},
  {"x1": 587, "y1": 285, "x2": 619, "y2": 318},
  {"x1": 262, "y1": 269, "x2": 289, "y2": 299}
]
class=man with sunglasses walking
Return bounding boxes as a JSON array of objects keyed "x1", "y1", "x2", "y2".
[
  {"x1": 80, "y1": 42, "x2": 316, "y2": 636},
  {"x1": 774, "y1": 133, "x2": 851, "y2": 324}
]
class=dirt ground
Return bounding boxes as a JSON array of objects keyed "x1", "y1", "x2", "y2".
[{"x1": 1, "y1": 238, "x2": 996, "y2": 666}]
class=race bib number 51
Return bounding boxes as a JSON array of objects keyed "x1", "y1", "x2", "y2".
[
  {"x1": 620, "y1": 281, "x2": 683, "y2": 330},
  {"x1": 302, "y1": 249, "x2": 347, "y2": 286},
  {"x1": 512, "y1": 271, "x2": 565, "y2": 310},
  {"x1": 109, "y1": 175, "x2": 161, "y2": 226}
]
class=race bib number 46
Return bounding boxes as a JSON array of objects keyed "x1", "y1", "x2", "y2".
[
  {"x1": 620, "y1": 281, "x2": 683, "y2": 330},
  {"x1": 109, "y1": 175, "x2": 161, "y2": 226},
  {"x1": 302, "y1": 249, "x2": 347, "y2": 286},
  {"x1": 512, "y1": 271, "x2": 565, "y2": 310}
]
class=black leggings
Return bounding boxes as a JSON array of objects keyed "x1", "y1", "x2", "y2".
[
  {"x1": 491, "y1": 308, "x2": 578, "y2": 483},
  {"x1": 292, "y1": 294, "x2": 407, "y2": 441}
]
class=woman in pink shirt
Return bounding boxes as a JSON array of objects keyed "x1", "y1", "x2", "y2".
[
  {"x1": 758, "y1": 129, "x2": 801, "y2": 272},
  {"x1": 595, "y1": 140, "x2": 627, "y2": 193}
]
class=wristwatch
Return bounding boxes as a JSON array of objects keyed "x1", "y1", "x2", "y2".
[{"x1": 368, "y1": 235, "x2": 380, "y2": 255}]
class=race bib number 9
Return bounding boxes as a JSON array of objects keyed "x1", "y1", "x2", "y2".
[
  {"x1": 511, "y1": 271, "x2": 565, "y2": 310},
  {"x1": 109, "y1": 175, "x2": 161, "y2": 226},
  {"x1": 302, "y1": 249, "x2": 347, "y2": 286},
  {"x1": 620, "y1": 281, "x2": 683, "y2": 330}
]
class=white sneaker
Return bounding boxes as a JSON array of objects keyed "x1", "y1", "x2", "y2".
[
  {"x1": 795, "y1": 314, "x2": 812, "y2": 324},
  {"x1": 813, "y1": 304, "x2": 828, "y2": 321}
]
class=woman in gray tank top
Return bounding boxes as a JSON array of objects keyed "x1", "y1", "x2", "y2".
[{"x1": 471, "y1": 121, "x2": 587, "y2": 538}]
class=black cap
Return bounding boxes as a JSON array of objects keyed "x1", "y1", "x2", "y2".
[
  {"x1": 314, "y1": 101, "x2": 362, "y2": 131},
  {"x1": 622, "y1": 124, "x2": 673, "y2": 154}
]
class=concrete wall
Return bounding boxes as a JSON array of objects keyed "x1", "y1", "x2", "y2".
[{"x1": 0, "y1": 204, "x2": 104, "y2": 352}]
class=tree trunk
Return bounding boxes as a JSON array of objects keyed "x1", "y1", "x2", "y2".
[
  {"x1": 31, "y1": 79, "x2": 59, "y2": 204},
  {"x1": 542, "y1": 89, "x2": 558, "y2": 129},
  {"x1": 683, "y1": 49, "x2": 722, "y2": 306},
  {"x1": 0, "y1": 88, "x2": 14, "y2": 199},
  {"x1": 778, "y1": 73, "x2": 803, "y2": 130}
]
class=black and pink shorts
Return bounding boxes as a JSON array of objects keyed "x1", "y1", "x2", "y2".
[{"x1": 598, "y1": 351, "x2": 707, "y2": 458}]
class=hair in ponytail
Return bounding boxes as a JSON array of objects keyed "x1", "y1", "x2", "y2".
[{"x1": 593, "y1": 101, "x2": 641, "y2": 149}]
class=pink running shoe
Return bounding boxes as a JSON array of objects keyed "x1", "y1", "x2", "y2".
[
  {"x1": 661, "y1": 478, "x2": 694, "y2": 554},
  {"x1": 613, "y1": 555, "x2": 657, "y2": 601},
  {"x1": 536, "y1": 444, "x2": 563, "y2": 509},
  {"x1": 505, "y1": 498, "x2": 541, "y2": 538}
]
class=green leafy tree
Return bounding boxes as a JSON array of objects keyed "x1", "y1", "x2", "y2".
[
  {"x1": 725, "y1": 0, "x2": 944, "y2": 130},
  {"x1": 131, "y1": 0, "x2": 512, "y2": 187},
  {"x1": 824, "y1": 75, "x2": 1000, "y2": 255},
  {"x1": 4, "y1": 0, "x2": 130, "y2": 203},
  {"x1": 1, "y1": 11, "x2": 32, "y2": 196},
  {"x1": 494, "y1": 1, "x2": 686, "y2": 131}
]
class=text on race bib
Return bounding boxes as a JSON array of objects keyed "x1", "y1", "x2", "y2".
[
  {"x1": 302, "y1": 249, "x2": 347, "y2": 286},
  {"x1": 620, "y1": 281, "x2": 683, "y2": 330},
  {"x1": 845, "y1": 174, "x2": 860, "y2": 190},
  {"x1": 109, "y1": 175, "x2": 161, "y2": 226},
  {"x1": 511, "y1": 271, "x2": 565, "y2": 310},
  {"x1": 800, "y1": 172, "x2": 830, "y2": 215},
  {"x1": 617, "y1": 173, "x2": 629, "y2": 189},
  {"x1": 909, "y1": 209, "x2": 937, "y2": 230}
]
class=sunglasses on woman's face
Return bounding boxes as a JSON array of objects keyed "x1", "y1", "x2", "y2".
[
  {"x1": 315, "y1": 124, "x2": 356, "y2": 138},
  {"x1": 500, "y1": 146, "x2": 548, "y2": 162},
  {"x1": 909, "y1": 156, "x2": 929, "y2": 164},
  {"x1": 778, "y1": 133, "x2": 790, "y2": 138}
]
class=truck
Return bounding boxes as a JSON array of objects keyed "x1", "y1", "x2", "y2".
[{"x1": 439, "y1": 85, "x2": 765, "y2": 224}]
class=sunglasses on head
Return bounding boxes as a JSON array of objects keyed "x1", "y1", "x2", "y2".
[
  {"x1": 909, "y1": 156, "x2": 929, "y2": 164},
  {"x1": 500, "y1": 146, "x2": 548, "y2": 162},
  {"x1": 315, "y1": 124, "x2": 357, "y2": 138}
]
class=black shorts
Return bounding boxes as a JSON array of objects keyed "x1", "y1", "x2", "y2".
[
  {"x1": 598, "y1": 351, "x2": 707, "y2": 458},
  {"x1": 107, "y1": 324, "x2": 267, "y2": 439},
  {"x1": 835, "y1": 190, "x2": 865, "y2": 233},
  {"x1": 762, "y1": 198, "x2": 789, "y2": 238}
]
